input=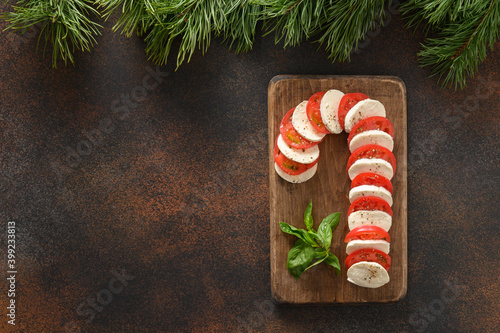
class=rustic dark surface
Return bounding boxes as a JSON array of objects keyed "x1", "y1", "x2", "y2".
[{"x1": 0, "y1": 4, "x2": 499, "y2": 333}]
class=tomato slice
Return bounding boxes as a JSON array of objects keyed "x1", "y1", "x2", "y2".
[
  {"x1": 346, "y1": 248, "x2": 391, "y2": 271},
  {"x1": 306, "y1": 92, "x2": 330, "y2": 134},
  {"x1": 348, "y1": 196, "x2": 393, "y2": 216},
  {"x1": 351, "y1": 172, "x2": 393, "y2": 194},
  {"x1": 274, "y1": 138, "x2": 318, "y2": 175},
  {"x1": 347, "y1": 144, "x2": 396, "y2": 172},
  {"x1": 347, "y1": 116, "x2": 394, "y2": 146},
  {"x1": 279, "y1": 107, "x2": 317, "y2": 149},
  {"x1": 338, "y1": 93, "x2": 369, "y2": 130},
  {"x1": 344, "y1": 226, "x2": 391, "y2": 243}
]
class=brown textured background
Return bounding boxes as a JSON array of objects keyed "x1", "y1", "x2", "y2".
[{"x1": 0, "y1": 3, "x2": 499, "y2": 333}]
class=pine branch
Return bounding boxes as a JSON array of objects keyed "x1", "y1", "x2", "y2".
[
  {"x1": 401, "y1": 0, "x2": 476, "y2": 29},
  {"x1": 254, "y1": 0, "x2": 327, "y2": 47},
  {"x1": 2, "y1": 0, "x2": 102, "y2": 67},
  {"x1": 142, "y1": 0, "x2": 228, "y2": 67},
  {"x1": 318, "y1": 0, "x2": 386, "y2": 62},
  {"x1": 98, "y1": 0, "x2": 156, "y2": 37},
  {"x1": 403, "y1": 0, "x2": 499, "y2": 89},
  {"x1": 223, "y1": 0, "x2": 260, "y2": 53},
  {"x1": 3, "y1": 0, "x2": 497, "y2": 91}
]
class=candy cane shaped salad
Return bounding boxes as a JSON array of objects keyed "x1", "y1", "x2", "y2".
[{"x1": 273, "y1": 90, "x2": 396, "y2": 288}]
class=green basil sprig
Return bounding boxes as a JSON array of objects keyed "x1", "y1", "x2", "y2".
[{"x1": 280, "y1": 201, "x2": 341, "y2": 280}]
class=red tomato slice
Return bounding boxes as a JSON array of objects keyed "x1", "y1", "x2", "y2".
[
  {"x1": 351, "y1": 172, "x2": 393, "y2": 194},
  {"x1": 306, "y1": 92, "x2": 330, "y2": 134},
  {"x1": 338, "y1": 93, "x2": 369, "y2": 130},
  {"x1": 347, "y1": 144, "x2": 396, "y2": 173},
  {"x1": 279, "y1": 107, "x2": 317, "y2": 149},
  {"x1": 274, "y1": 138, "x2": 318, "y2": 175},
  {"x1": 344, "y1": 226, "x2": 391, "y2": 243},
  {"x1": 346, "y1": 248, "x2": 391, "y2": 271},
  {"x1": 348, "y1": 196, "x2": 393, "y2": 216},
  {"x1": 347, "y1": 116, "x2": 394, "y2": 146}
]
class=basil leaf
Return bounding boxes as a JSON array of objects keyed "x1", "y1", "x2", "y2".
[
  {"x1": 303, "y1": 200, "x2": 313, "y2": 231},
  {"x1": 316, "y1": 222, "x2": 332, "y2": 249},
  {"x1": 316, "y1": 212, "x2": 341, "y2": 249},
  {"x1": 321, "y1": 212, "x2": 341, "y2": 230},
  {"x1": 287, "y1": 239, "x2": 315, "y2": 280},
  {"x1": 324, "y1": 253, "x2": 341, "y2": 275},
  {"x1": 313, "y1": 247, "x2": 327, "y2": 259},
  {"x1": 304, "y1": 255, "x2": 328, "y2": 272},
  {"x1": 308, "y1": 230, "x2": 322, "y2": 247},
  {"x1": 279, "y1": 222, "x2": 319, "y2": 247}
]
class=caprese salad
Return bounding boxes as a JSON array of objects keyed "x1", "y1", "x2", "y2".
[{"x1": 273, "y1": 89, "x2": 396, "y2": 288}]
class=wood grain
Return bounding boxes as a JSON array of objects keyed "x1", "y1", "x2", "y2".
[{"x1": 268, "y1": 75, "x2": 407, "y2": 304}]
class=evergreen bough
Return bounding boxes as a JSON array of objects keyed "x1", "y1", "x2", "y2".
[
  {"x1": 401, "y1": 0, "x2": 499, "y2": 89},
  {"x1": 3, "y1": 0, "x2": 102, "y2": 67},
  {"x1": 2, "y1": 0, "x2": 499, "y2": 89}
]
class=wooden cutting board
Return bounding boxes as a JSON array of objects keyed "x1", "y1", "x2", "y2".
[{"x1": 268, "y1": 75, "x2": 407, "y2": 304}]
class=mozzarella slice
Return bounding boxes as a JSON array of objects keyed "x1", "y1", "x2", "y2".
[
  {"x1": 348, "y1": 158, "x2": 394, "y2": 180},
  {"x1": 348, "y1": 210, "x2": 392, "y2": 231},
  {"x1": 346, "y1": 240, "x2": 390, "y2": 255},
  {"x1": 344, "y1": 99, "x2": 386, "y2": 133},
  {"x1": 320, "y1": 89, "x2": 344, "y2": 134},
  {"x1": 292, "y1": 101, "x2": 326, "y2": 142},
  {"x1": 349, "y1": 185, "x2": 393, "y2": 206},
  {"x1": 277, "y1": 134, "x2": 319, "y2": 164},
  {"x1": 274, "y1": 162, "x2": 317, "y2": 184},
  {"x1": 347, "y1": 261, "x2": 390, "y2": 288},
  {"x1": 349, "y1": 130, "x2": 394, "y2": 152}
]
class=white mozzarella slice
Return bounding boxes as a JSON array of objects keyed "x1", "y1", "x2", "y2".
[
  {"x1": 349, "y1": 130, "x2": 394, "y2": 152},
  {"x1": 348, "y1": 210, "x2": 392, "y2": 231},
  {"x1": 348, "y1": 158, "x2": 393, "y2": 180},
  {"x1": 349, "y1": 185, "x2": 393, "y2": 206},
  {"x1": 344, "y1": 99, "x2": 386, "y2": 133},
  {"x1": 292, "y1": 101, "x2": 326, "y2": 142},
  {"x1": 320, "y1": 89, "x2": 344, "y2": 134},
  {"x1": 274, "y1": 162, "x2": 317, "y2": 184},
  {"x1": 347, "y1": 261, "x2": 390, "y2": 288},
  {"x1": 277, "y1": 134, "x2": 319, "y2": 164},
  {"x1": 346, "y1": 240, "x2": 390, "y2": 255}
]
